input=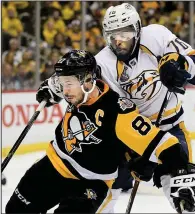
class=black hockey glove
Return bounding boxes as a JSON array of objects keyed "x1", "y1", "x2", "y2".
[
  {"x1": 158, "y1": 53, "x2": 191, "y2": 94},
  {"x1": 36, "y1": 79, "x2": 62, "y2": 107},
  {"x1": 154, "y1": 163, "x2": 195, "y2": 213},
  {"x1": 128, "y1": 156, "x2": 157, "y2": 182}
]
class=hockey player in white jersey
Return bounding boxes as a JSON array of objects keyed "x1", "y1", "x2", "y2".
[
  {"x1": 94, "y1": 2, "x2": 195, "y2": 212},
  {"x1": 98, "y1": 3, "x2": 195, "y2": 134}
]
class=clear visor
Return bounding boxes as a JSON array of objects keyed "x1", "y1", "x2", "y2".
[{"x1": 104, "y1": 26, "x2": 136, "y2": 44}]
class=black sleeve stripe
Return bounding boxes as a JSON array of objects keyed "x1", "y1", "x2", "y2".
[{"x1": 142, "y1": 130, "x2": 166, "y2": 160}]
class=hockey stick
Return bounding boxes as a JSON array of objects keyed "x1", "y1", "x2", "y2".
[
  {"x1": 125, "y1": 179, "x2": 140, "y2": 214},
  {"x1": 155, "y1": 90, "x2": 172, "y2": 128},
  {"x1": 1, "y1": 100, "x2": 47, "y2": 172},
  {"x1": 126, "y1": 90, "x2": 172, "y2": 214}
]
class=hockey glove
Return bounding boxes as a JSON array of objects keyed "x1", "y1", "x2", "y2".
[
  {"x1": 158, "y1": 53, "x2": 191, "y2": 94},
  {"x1": 128, "y1": 156, "x2": 157, "y2": 182},
  {"x1": 36, "y1": 79, "x2": 62, "y2": 107},
  {"x1": 154, "y1": 163, "x2": 195, "y2": 213}
]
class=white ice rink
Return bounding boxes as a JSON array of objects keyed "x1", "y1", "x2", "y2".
[{"x1": 2, "y1": 150, "x2": 186, "y2": 213}]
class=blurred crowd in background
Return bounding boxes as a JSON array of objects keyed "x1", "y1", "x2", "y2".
[{"x1": 2, "y1": 1, "x2": 195, "y2": 91}]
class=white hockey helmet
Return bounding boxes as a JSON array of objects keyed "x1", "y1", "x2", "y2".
[{"x1": 102, "y1": 3, "x2": 141, "y2": 61}]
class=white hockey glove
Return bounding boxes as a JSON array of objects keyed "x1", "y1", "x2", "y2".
[
  {"x1": 160, "y1": 163, "x2": 195, "y2": 213},
  {"x1": 36, "y1": 77, "x2": 63, "y2": 107}
]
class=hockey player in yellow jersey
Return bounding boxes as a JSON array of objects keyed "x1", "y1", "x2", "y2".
[{"x1": 6, "y1": 50, "x2": 195, "y2": 213}]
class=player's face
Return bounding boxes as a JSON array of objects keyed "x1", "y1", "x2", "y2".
[
  {"x1": 104, "y1": 26, "x2": 136, "y2": 57},
  {"x1": 58, "y1": 75, "x2": 84, "y2": 105}
]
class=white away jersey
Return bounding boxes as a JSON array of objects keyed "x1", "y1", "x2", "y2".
[{"x1": 95, "y1": 24, "x2": 195, "y2": 131}]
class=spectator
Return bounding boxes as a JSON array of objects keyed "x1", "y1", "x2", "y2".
[
  {"x1": 170, "y1": 2, "x2": 185, "y2": 25},
  {"x1": 67, "y1": 19, "x2": 81, "y2": 49},
  {"x1": 2, "y1": 63, "x2": 15, "y2": 91},
  {"x1": 2, "y1": 6, "x2": 23, "y2": 37},
  {"x1": 86, "y1": 40, "x2": 97, "y2": 55},
  {"x1": 177, "y1": 12, "x2": 190, "y2": 41},
  {"x1": 95, "y1": 35, "x2": 105, "y2": 51},
  {"x1": 52, "y1": 32, "x2": 72, "y2": 55},
  {"x1": 8, "y1": 1, "x2": 29, "y2": 14},
  {"x1": 41, "y1": 2, "x2": 55, "y2": 22},
  {"x1": 140, "y1": 2, "x2": 160, "y2": 25},
  {"x1": 3, "y1": 51, "x2": 15, "y2": 66},
  {"x1": 148, "y1": 8, "x2": 169, "y2": 28},
  {"x1": 14, "y1": 63, "x2": 34, "y2": 89},
  {"x1": 49, "y1": 1, "x2": 62, "y2": 10},
  {"x1": 40, "y1": 50, "x2": 61, "y2": 81},
  {"x1": 21, "y1": 49, "x2": 36, "y2": 73},
  {"x1": 44, "y1": 9, "x2": 66, "y2": 35},
  {"x1": 41, "y1": 1, "x2": 61, "y2": 23},
  {"x1": 61, "y1": 2, "x2": 75, "y2": 24},
  {"x1": 2, "y1": 38, "x2": 23, "y2": 67},
  {"x1": 87, "y1": 22, "x2": 102, "y2": 44},
  {"x1": 43, "y1": 20, "x2": 57, "y2": 46},
  {"x1": 141, "y1": 1, "x2": 159, "y2": 14},
  {"x1": 71, "y1": 1, "x2": 81, "y2": 12}
]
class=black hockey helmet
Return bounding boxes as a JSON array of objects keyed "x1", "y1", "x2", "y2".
[{"x1": 54, "y1": 50, "x2": 97, "y2": 82}]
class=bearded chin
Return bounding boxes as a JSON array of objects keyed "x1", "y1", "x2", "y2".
[
  {"x1": 116, "y1": 52, "x2": 131, "y2": 62},
  {"x1": 110, "y1": 37, "x2": 137, "y2": 62},
  {"x1": 111, "y1": 46, "x2": 131, "y2": 62}
]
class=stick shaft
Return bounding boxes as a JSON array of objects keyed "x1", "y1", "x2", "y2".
[
  {"x1": 125, "y1": 180, "x2": 140, "y2": 213},
  {"x1": 155, "y1": 90, "x2": 172, "y2": 127},
  {"x1": 1, "y1": 100, "x2": 47, "y2": 172}
]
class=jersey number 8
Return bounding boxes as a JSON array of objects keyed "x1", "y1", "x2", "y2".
[{"x1": 132, "y1": 116, "x2": 151, "y2": 135}]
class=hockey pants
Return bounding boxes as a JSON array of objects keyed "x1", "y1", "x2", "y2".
[{"x1": 5, "y1": 155, "x2": 120, "y2": 213}]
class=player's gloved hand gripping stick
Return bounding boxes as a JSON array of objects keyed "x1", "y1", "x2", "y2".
[{"x1": 1, "y1": 100, "x2": 47, "y2": 172}]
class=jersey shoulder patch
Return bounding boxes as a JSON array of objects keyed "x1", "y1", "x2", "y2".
[{"x1": 117, "y1": 97, "x2": 136, "y2": 113}]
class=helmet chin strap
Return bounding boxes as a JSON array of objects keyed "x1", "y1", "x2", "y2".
[{"x1": 80, "y1": 80, "x2": 96, "y2": 104}]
